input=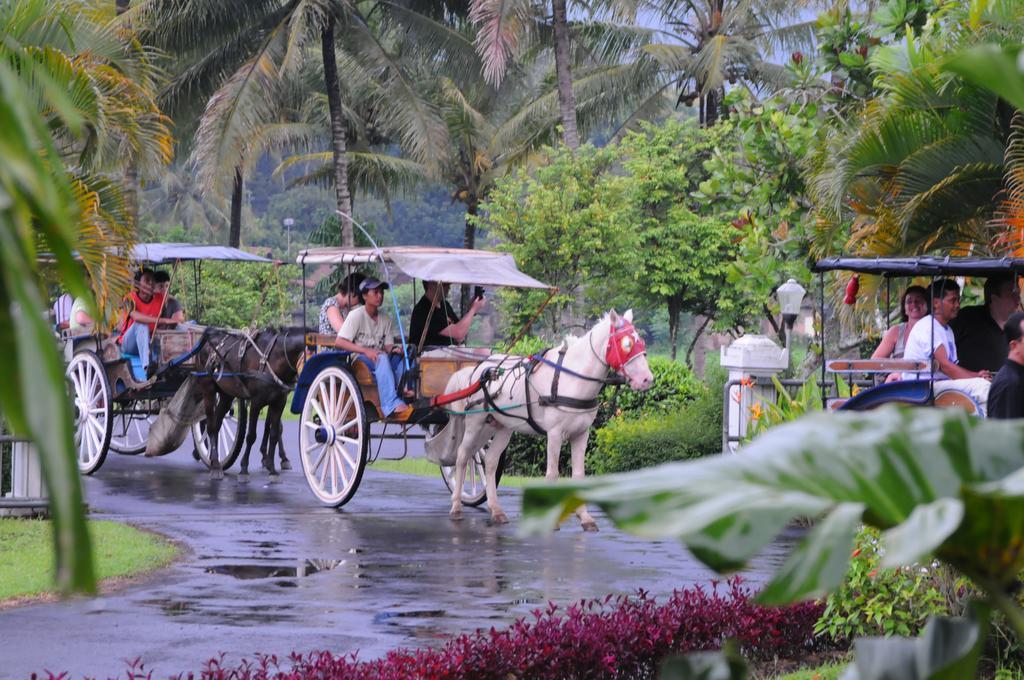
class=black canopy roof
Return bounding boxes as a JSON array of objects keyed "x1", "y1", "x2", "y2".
[{"x1": 812, "y1": 256, "x2": 1024, "y2": 277}]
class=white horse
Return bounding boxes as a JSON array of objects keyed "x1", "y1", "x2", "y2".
[{"x1": 443, "y1": 309, "x2": 654, "y2": 530}]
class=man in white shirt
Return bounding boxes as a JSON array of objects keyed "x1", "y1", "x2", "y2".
[
  {"x1": 335, "y1": 277, "x2": 411, "y2": 416},
  {"x1": 902, "y1": 278, "x2": 992, "y2": 411},
  {"x1": 52, "y1": 292, "x2": 72, "y2": 331}
]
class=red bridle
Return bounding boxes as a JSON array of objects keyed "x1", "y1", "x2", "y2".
[{"x1": 606, "y1": 319, "x2": 647, "y2": 373}]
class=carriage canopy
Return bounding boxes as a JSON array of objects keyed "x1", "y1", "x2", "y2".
[
  {"x1": 813, "y1": 256, "x2": 1024, "y2": 277},
  {"x1": 130, "y1": 243, "x2": 274, "y2": 264},
  {"x1": 295, "y1": 246, "x2": 552, "y2": 289}
]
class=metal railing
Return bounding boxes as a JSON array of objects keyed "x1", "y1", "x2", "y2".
[{"x1": 722, "y1": 376, "x2": 873, "y2": 452}]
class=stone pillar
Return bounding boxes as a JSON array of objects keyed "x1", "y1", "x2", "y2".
[{"x1": 720, "y1": 334, "x2": 788, "y2": 452}]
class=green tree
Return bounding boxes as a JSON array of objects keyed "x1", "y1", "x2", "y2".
[
  {"x1": 477, "y1": 144, "x2": 637, "y2": 336},
  {"x1": 617, "y1": 119, "x2": 736, "y2": 361}
]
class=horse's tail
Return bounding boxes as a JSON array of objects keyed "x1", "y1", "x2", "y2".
[{"x1": 442, "y1": 366, "x2": 478, "y2": 414}]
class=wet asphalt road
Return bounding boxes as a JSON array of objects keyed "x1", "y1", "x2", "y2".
[{"x1": 1, "y1": 421, "x2": 800, "y2": 679}]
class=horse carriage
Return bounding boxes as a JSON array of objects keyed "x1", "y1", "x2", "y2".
[
  {"x1": 290, "y1": 246, "x2": 654, "y2": 523},
  {"x1": 814, "y1": 255, "x2": 1024, "y2": 415},
  {"x1": 65, "y1": 243, "x2": 273, "y2": 474}
]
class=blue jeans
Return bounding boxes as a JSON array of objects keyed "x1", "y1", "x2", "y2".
[
  {"x1": 356, "y1": 354, "x2": 407, "y2": 416},
  {"x1": 121, "y1": 322, "x2": 152, "y2": 367}
]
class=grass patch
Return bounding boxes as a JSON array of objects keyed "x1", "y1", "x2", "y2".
[
  {"x1": 773, "y1": 661, "x2": 847, "y2": 679},
  {"x1": 0, "y1": 518, "x2": 178, "y2": 602},
  {"x1": 368, "y1": 456, "x2": 537, "y2": 488}
]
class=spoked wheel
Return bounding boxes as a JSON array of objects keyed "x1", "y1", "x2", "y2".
[
  {"x1": 192, "y1": 399, "x2": 248, "y2": 471},
  {"x1": 109, "y1": 405, "x2": 158, "y2": 455},
  {"x1": 299, "y1": 366, "x2": 368, "y2": 507},
  {"x1": 440, "y1": 439, "x2": 505, "y2": 508},
  {"x1": 66, "y1": 351, "x2": 113, "y2": 475}
]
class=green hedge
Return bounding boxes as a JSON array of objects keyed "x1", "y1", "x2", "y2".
[
  {"x1": 587, "y1": 379, "x2": 723, "y2": 475},
  {"x1": 498, "y1": 356, "x2": 718, "y2": 477}
]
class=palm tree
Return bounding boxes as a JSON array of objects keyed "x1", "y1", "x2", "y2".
[
  {"x1": 468, "y1": 0, "x2": 594, "y2": 149},
  {"x1": 641, "y1": 0, "x2": 826, "y2": 126},
  {"x1": 131, "y1": 0, "x2": 461, "y2": 247},
  {"x1": 807, "y1": 36, "x2": 1009, "y2": 257}
]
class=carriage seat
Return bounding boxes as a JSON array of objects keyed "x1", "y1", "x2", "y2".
[
  {"x1": 838, "y1": 379, "x2": 933, "y2": 411},
  {"x1": 120, "y1": 352, "x2": 148, "y2": 381}
]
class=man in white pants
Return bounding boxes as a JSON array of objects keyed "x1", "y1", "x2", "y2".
[{"x1": 902, "y1": 278, "x2": 992, "y2": 412}]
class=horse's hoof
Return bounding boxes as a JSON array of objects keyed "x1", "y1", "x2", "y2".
[
  {"x1": 237, "y1": 473, "x2": 249, "y2": 485},
  {"x1": 581, "y1": 521, "x2": 599, "y2": 532},
  {"x1": 449, "y1": 510, "x2": 463, "y2": 522},
  {"x1": 491, "y1": 512, "x2": 510, "y2": 525},
  {"x1": 210, "y1": 469, "x2": 223, "y2": 481},
  {"x1": 280, "y1": 459, "x2": 292, "y2": 471},
  {"x1": 268, "y1": 473, "x2": 280, "y2": 483}
]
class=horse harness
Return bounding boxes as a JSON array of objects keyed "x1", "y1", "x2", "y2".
[
  {"x1": 470, "y1": 318, "x2": 647, "y2": 436},
  {"x1": 204, "y1": 329, "x2": 297, "y2": 396}
]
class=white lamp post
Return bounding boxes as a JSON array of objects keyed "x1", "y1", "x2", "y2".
[
  {"x1": 776, "y1": 278, "x2": 807, "y2": 363},
  {"x1": 283, "y1": 217, "x2": 295, "y2": 258}
]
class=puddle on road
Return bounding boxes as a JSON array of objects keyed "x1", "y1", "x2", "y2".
[
  {"x1": 373, "y1": 609, "x2": 448, "y2": 624},
  {"x1": 205, "y1": 559, "x2": 343, "y2": 580},
  {"x1": 140, "y1": 598, "x2": 199, "y2": 617}
]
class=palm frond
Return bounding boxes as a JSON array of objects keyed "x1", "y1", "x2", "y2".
[{"x1": 468, "y1": 0, "x2": 533, "y2": 86}]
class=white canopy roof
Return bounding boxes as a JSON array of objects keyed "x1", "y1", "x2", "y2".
[
  {"x1": 296, "y1": 246, "x2": 552, "y2": 289},
  {"x1": 131, "y1": 243, "x2": 274, "y2": 264}
]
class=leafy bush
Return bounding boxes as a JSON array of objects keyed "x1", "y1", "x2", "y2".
[
  {"x1": 591, "y1": 384, "x2": 722, "y2": 475},
  {"x1": 499, "y1": 356, "x2": 710, "y2": 477},
  {"x1": 152, "y1": 579, "x2": 829, "y2": 679},
  {"x1": 815, "y1": 526, "x2": 949, "y2": 642}
]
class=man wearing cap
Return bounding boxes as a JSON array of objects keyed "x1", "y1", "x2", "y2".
[
  {"x1": 988, "y1": 311, "x2": 1024, "y2": 419},
  {"x1": 335, "y1": 277, "x2": 410, "y2": 416}
]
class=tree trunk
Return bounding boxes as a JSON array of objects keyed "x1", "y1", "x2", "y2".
[
  {"x1": 322, "y1": 17, "x2": 353, "y2": 248},
  {"x1": 459, "y1": 200, "x2": 478, "y2": 314},
  {"x1": 551, "y1": 0, "x2": 579, "y2": 150},
  {"x1": 667, "y1": 297, "x2": 681, "y2": 361},
  {"x1": 116, "y1": 0, "x2": 138, "y2": 228},
  {"x1": 701, "y1": 88, "x2": 720, "y2": 128},
  {"x1": 229, "y1": 166, "x2": 243, "y2": 247},
  {"x1": 686, "y1": 316, "x2": 712, "y2": 368}
]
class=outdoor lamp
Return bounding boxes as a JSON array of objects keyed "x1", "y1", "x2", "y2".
[{"x1": 777, "y1": 278, "x2": 806, "y2": 329}]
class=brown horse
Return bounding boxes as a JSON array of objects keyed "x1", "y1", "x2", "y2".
[{"x1": 195, "y1": 327, "x2": 306, "y2": 480}]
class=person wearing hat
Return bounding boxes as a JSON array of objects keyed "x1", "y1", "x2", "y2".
[{"x1": 335, "y1": 277, "x2": 411, "y2": 416}]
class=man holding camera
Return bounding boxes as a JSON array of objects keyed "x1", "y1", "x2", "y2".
[{"x1": 410, "y1": 281, "x2": 485, "y2": 348}]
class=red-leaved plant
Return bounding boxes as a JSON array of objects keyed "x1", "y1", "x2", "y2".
[{"x1": 47, "y1": 579, "x2": 831, "y2": 680}]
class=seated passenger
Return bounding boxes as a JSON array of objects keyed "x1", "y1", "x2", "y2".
[
  {"x1": 69, "y1": 294, "x2": 94, "y2": 335},
  {"x1": 950, "y1": 274, "x2": 1021, "y2": 373},
  {"x1": 319, "y1": 272, "x2": 366, "y2": 335},
  {"x1": 987, "y1": 311, "x2": 1024, "y2": 419},
  {"x1": 410, "y1": 281, "x2": 485, "y2": 348},
  {"x1": 52, "y1": 292, "x2": 72, "y2": 332},
  {"x1": 335, "y1": 277, "x2": 410, "y2": 416},
  {"x1": 901, "y1": 279, "x2": 991, "y2": 411},
  {"x1": 117, "y1": 269, "x2": 170, "y2": 378},
  {"x1": 872, "y1": 285, "x2": 928, "y2": 382},
  {"x1": 153, "y1": 270, "x2": 186, "y2": 328}
]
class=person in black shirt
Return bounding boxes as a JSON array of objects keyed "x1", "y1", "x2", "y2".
[
  {"x1": 410, "y1": 281, "x2": 485, "y2": 348},
  {"x1": 951, "y1": 274, "x2": 1020, "y2": 373},
  {"x1": 988, "y1": 311, "x2": 1024, "y2": 419}
]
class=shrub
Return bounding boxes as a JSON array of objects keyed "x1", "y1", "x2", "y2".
[
  {"x1": 157, "y1": 579, "x2": 830, "y2": 680},
  {"x1": 815, "y1": 526, "x2": 948, "y2": 643},
  {"x1": 499, "y1": 355, "x2": 708, "y2": 477},
  {"x1": 587, "y1": 375, "x2": 723, "y2": 475}
]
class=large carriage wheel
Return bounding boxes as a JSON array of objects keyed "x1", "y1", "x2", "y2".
[
  {"x1": 299, "y1": 365, "x2": 368, "y2": 507},
  {"x1": 440, "y1": 440, "x2": 505, "y2": 508},
  {"x1": 191, "y1": 400, "x2": 248, "y2": 471},
  {"x1": 66, "y1": 351, "x2": 113, "y2": 475},
  {"x1": 109, "y1": 405, "x2": 157, "y2": 455}
]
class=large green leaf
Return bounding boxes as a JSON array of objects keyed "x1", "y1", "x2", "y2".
[
  {"x1": 0, "y1": 58, "x2": 94, "y2": 593},
  {"x1": 521, "y1": 407, "x2": 1024, "y2": 603},
  {"x1": 945, "y1": 45, "x2": 1024, "y2": 113}
]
